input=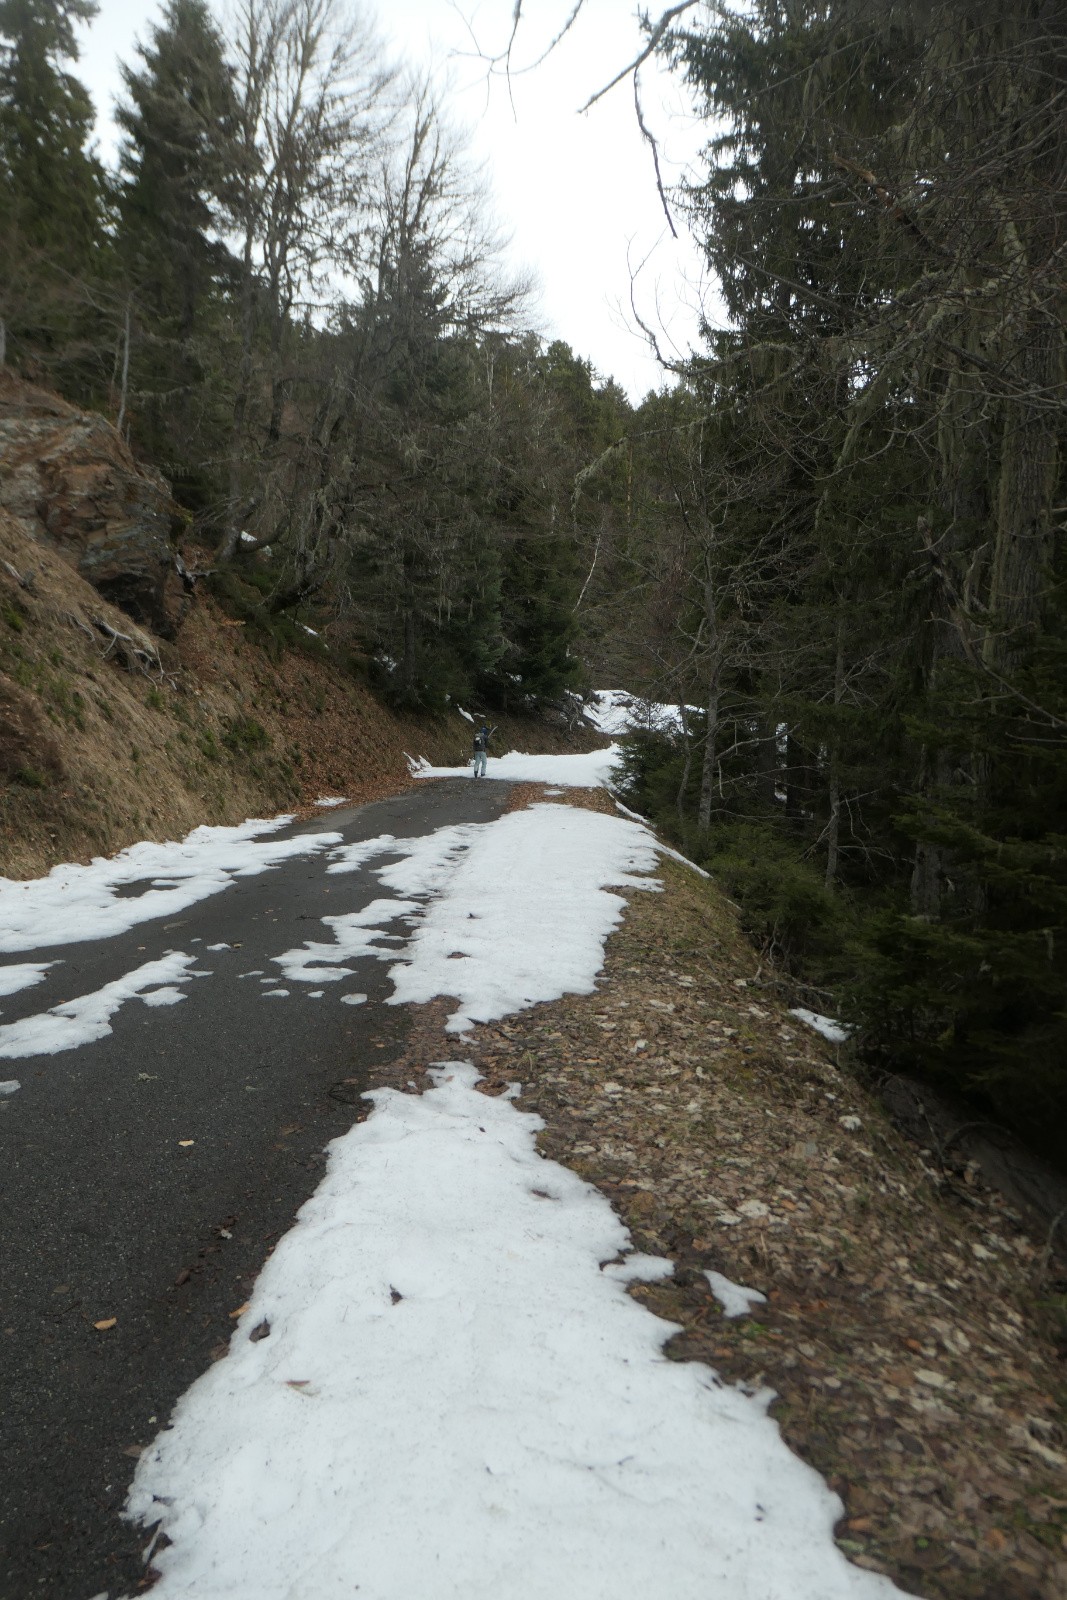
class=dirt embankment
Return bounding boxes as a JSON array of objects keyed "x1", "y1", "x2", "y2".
[
  {"x1": 0, "y1": 368, "x2": 601, "y2": 880},
  {"x1": 0, "y1": 510, "x2": 597, "y2": 880}
]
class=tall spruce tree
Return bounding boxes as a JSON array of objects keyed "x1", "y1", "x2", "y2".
[
  {"x1": 0, "y1": 0, "x2": 101, "y2": 261},
  {"x1": 116, "y1": 0, "x2": 237, "y2": 337},
  {"x1": 0, "y1": 0, "x2": 105, "y2": 376},
  {"x1": 113, "y1": 0, "x2": 238, "y2": 496}
]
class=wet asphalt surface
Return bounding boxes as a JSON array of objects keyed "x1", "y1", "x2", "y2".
[{"x1": 0, "y1": 779, "x2": 511, "y2": 1600}]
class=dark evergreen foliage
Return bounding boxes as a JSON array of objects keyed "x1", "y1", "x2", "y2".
[
  {"x1": 610, "y1": 0, "x2": 1067, "y2": 1162},
  {"x1": 0, "y1": 0, "x2": 101, "y2": 259},
  {"x1": 112, "y1": 0, "x2": 238, "y2": 499}
]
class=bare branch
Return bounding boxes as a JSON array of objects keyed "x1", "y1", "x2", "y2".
[{"x1": 578, "y1": 4, "x2": 699, "y2": 114}]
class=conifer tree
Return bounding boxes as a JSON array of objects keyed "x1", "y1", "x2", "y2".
[
  {"x1": 113, "y1": 0, "x2": 238, "y2": 496},
  {"x1": 0, "y1": 0, "x2": 102, "y2": 262},
  {"x1": 115, "y1": 0, "x2": 237, "y2": 338},
  {"x1": 0, "y1": 0, "x2": 105, "y2": 376},
  {"x1": 605, "y1": 0, "x2": 1067, "y2": 1158}
]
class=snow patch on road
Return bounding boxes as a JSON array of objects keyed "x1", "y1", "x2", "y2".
[
  {"x1": 0, "y1": 961, "x2": 56, "y2": 999},
  {"x1": 388, "y1": 805, "x2": 661, "y2": 1033},
  {"x1": 325, "y1": 832, "x2": 398, "y2": 875},
  {"x1": 273, "y1": 898, "x2": 418, "y2": 984},
  {"x1": 0, "y1": 818, "x2": 341, "y2": 955},
  {"x1": 278, "y1": 804, "x2": 696, "y2": 1033},
  {"x1": 126, "y1": 1062, "x2": 907, "y2": 1600},
  {"x1": 139, "y1": 986, "x2": 188, "y2": 1008},
  {"x1": 0, "y1": 953, "x2": 197, "y2": 1059}
]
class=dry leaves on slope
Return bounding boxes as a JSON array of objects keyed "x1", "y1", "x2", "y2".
[{"x1": 459, "y1": 796, "x2": 1067, "y2": 1600}]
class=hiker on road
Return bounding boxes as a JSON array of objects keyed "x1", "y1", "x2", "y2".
[{"x1": 472, "y1": 722, "x2": 495, "y2": 778}]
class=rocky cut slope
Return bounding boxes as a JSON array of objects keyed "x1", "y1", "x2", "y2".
[
  {"x1": 0, "y1": 373, "x2": 599, "y2": 880},
  {"x1": 0, "y1": 370, "x2": 188, "y2": 638}
]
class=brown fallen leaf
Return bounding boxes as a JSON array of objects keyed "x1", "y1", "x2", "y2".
[
  {"x1": 250, "y1": 1319, "x2": 271, "y2": 1342},
  {"x1": 229, "y1": 1301, "x2": 251, "y2": 1319},
  {"x1": 123, "y1": 1444, "x2": 143, "y2": 1459},
  {"x1": 94, "y1": 1317, "x2": 117, "y2": 1330},
  {"x1": 286, "y1": 1379, "x2": 309, "y2": 1389}
]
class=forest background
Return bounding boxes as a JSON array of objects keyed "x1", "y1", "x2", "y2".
[{"x1": 1, "y1": 0, "x2": 1064, "y2": 1164}]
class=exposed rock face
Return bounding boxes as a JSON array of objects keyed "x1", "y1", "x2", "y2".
[{"x1": 0, "y1": 371, "x2": 188, "y2": 637}]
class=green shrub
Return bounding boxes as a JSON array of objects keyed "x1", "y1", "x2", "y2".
[
  {"x1": 12, "y1": 765, "x2": 48, "y2": 788},
  {"x1": 708, "y1": 823, "x2": 852, "y2": 977},
  {"x1": 223, "y1": 715, "x2": 271, "y2": 755}
]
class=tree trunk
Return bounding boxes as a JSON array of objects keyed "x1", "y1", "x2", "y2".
[
  {"x1": 697, "y1": 563, "x2": 720, "y2": 831},
  {"x1": 824, "y1": 597, "x2": 845, "y2": 890},
  {"x1": 756, "y1": 710, "x2": 777, "y2": 809},
  {"x1": 401, "y1": 608, "x2": 417, "y2": 698},
  {"x1": 221, "y1": 227, "x2": 258, "y2": 562},
  {"x1": 697, "y1": 679, "x2": 720, "y2": 831},
  {"x1": 116, "y1": 297, "x2": 132, "y2": 438},
  {"x1": 676, "y1": 701, "x2": 693, "y2": 822},
  {"x1": 784, "y1": 730, "x2": 804, "y2": 821},
  {"x1": 984, "y1": 315, "x2": 1062, "y2": 671}
]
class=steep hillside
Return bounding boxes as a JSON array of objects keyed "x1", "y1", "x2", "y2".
[{"x1": 0, "y1": 378, "x2": 599, "y2": 882}]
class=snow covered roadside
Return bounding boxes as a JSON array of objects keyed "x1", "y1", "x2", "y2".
[
  {"x1": 410, "y1": 746, "x2": 622, "y2": 786},
  {"x1": 386, "y1": 804, "x2": 661, "y2": 1032},
  {"x1": 120, "y1": 791, "x2": 910, "y2": 1600},
  {"x1": 409, "y1": 686, "x2": 700, "y2": 787},
  {"x1": 275, "y1": 805, "x2": 662, "y2": 1032},
  {"x1": 126, "y1": 1060, "x2": 906, "y2": 1600}
]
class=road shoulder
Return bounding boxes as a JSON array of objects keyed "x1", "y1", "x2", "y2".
[{"x1": 379, "y1": 786, "x2": 1067, "y2": 1600}]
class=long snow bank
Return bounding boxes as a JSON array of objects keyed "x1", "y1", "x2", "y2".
[
  {"x1": 126, "y1": 1062, "x2": 907, "y2": 1600},
  {"x1": 112, "y1": 785, "x2": 905, "y2": 1598},
  {"x1": 272, "y1": 806, "x2": 663, "y2": 1033},
  {"x1": 388, "y1": 803, "x2": 660, "y2": 1032},
  {"x1": 410, "y1": 747, "x2": 621, "y2": 786}
]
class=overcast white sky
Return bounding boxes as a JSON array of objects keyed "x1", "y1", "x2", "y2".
[{"x1": 75, "y1": 0, "x2": 717, "y2": 402}]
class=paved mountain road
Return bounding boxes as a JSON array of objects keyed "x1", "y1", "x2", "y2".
[{"x1": 0, "y1": 779, "x2": 511, "y2": 1600}]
